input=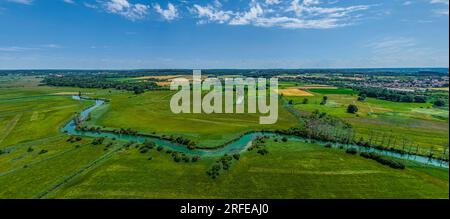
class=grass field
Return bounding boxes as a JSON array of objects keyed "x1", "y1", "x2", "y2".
[
  {"x1": 0, "y1": 87, "x2": 94, "y2": 147},
  {"x1": 0, "y1": 77, "x2": 448, "y2": 199},
  {"x1": 286, "y1": 90, "x2": 449, "y2": 152},
  {"x1": 47, "y1": 140, "x2": 448, "y2": 199},
  {"x1": 86, "y1": 90, "x2": 298, "y2": 147},
  {"x1": 0, "y1": 137, "x2": 110, "y2": 198}
]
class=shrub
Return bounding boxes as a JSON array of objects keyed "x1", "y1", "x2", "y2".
[
  {"x1": 347, "y1": 104, "x2": 359, "y2": 114},
  {"x1": 38, "y1": 149, "x2": 48, "y2": 155},
  {"x1": 173, "y1": 155, "x2": 181, "y2": 163},
  {"x1": 374, "y1": 157, "x2": 405, "y2": 169},
  {"x1": 346, "y1": 148, "x2": 358, "y2": 155},
  {"x1": 320, "y1": 96, "x2": 328, "y2": 105},
  {"x1": 66, "y1": 136, "x2": 74, "y2": 142},
  {"x1": 140, "y1": 148, "x2": 149, "y2": 154},
  {"x1": 191, "y1": 155, "x2": 200, "y2": 162},
  {"x1": 434, "y1": 99, "x2": 446, "y2": 107},
  {"x1": 182, "y1": 156, "x2": 191, "y2": 163},
  {"x1": 281, "y1": 137, "x2": 288, "y2": 142},
  {"x1": 359, "y1": 152, "x2": 405, "y2": 169},
  {"x1": 157, "y1": 146, "x2": 164, "y2": 152},
  {"x1": 257, "y1": 149, "x2": 269, "y2": 155},
  {"x1": 232, "y1": 154, "x2": 240, "y2": 160},
  {"x1": 360, "y1": 152, "x2": 379, "y2": 159},
  {"x1": 143, "y1": 140, "x2": 156, "y2": 148},
  {"x1": 324, "y1": 143, "x2": 332, "y2": 148},
  {"x1": 92, "y1": 137, "x2": 105, "y2": 145},
  {"x1": 414, "y1": 95, "x2": 427, "y2": 103},
  {"x1": 358, "y1": 94, "x2": 366, "y2": 102}
]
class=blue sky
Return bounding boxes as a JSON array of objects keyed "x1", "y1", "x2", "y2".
[{"x1": 0, "y1": 0, "x2": 448, "y2": 69}]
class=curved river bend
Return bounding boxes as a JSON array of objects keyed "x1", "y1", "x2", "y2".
[{"x1": 62, "y1": 96, "x2": 449, "y2": 168}]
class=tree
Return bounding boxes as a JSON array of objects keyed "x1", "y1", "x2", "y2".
[
  {"x1": 320, "y1": 96, "x2": 328, "y2": 105},
  {"x1": 434, "y1": 99, "x2": 445, "y2": 107},
  {"x1": 347, "y1": 104, "x2": 359, "y2": 114},
  {"x1": 357, "y1": 94, "x2": 366, "y2": 102},
  {"x1": 400, "y1": 95, "x2": 414, "y2": 103},
  {"x1": 302, "y1": 98, "x2": 309, "y2": 104},
  {"x1": 414, "y1": 95, "x2": 427, "y2": 103}
]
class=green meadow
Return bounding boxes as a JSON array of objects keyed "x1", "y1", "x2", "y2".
[
  {"x1": 0, "y1": 77, "x2": 448, "y2": 199},
  {"x1": 286, "y1": 89, "x2": 449, "y2": 153},
  {"x1": 47, "y1": 140, "x2": 448, "y2": 199},
  {"x1": 86, "y1": 90, "x2": 298, "y2": 147}
]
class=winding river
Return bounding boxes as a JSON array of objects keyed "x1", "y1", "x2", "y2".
[{"x1": 63, "y1": 96, "x2": 449, "y2": 168}]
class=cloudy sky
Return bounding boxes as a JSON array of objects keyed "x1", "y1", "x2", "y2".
[{"x1": 0, "y1": 0, "x2": 448, "y2": 69}]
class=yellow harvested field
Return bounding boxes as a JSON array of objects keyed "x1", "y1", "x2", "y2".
[
  {"x1": 298, "y1": 86, "x2": 338, "y2": 90},
  {"x1": 156, "y1": 82, "x2": 172, "y2": 87},
  {"x1": 429, "y1": 87, "x2": 449, "y2": 91},
  {"x1": 136, "y1": 75, "x2": 181, "y2": 80},
  {"x1": 275, "y1": 88, "x2": 314, "y2": 97}
]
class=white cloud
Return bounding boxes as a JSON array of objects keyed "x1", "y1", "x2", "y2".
[
  {"x1": 229, "y1": 1, "x2": 264, "y2": 25},
  {"x1": 265, "y1": 0, "x2": 281, "y2": 5},
  {"x1": 365, "y1": 37, "x2": 449, "y2": 67},
  {"x1": 84, "y1": 2, "x2": 97, "y2": 9},
  {"x1": 433, "y1": 8, "x2": 449, "y2": 15},
  {"x1": 102, "y1": 0, "x2": 149, "y2": 21},
  {"x1": 0, "y1": 46, "x2": 37, "y2": 52},
  {"x1": 430, "y1": 0, "x2": 449, "y2": 5},
  {"x1": 191, "y1": 4, "x2": 234, "y2": 24},
  {"x1": 403, "y1": 1, "x2": 413, "y2": 6},
  {"x1": 191, "y1": 0, "x2": 371, "y2": 29},
  {"x1": 0, "y1": 44, "x2": 62, "y2": 52},
  {"x1": 154, "y1": 3, "x2": 179, "y2": 21},
  {"x1": 430, "y1": 0, "x2": 449, "y2": 16},
  {"x1": 7, "y1": 0, "x2": 33, "y2": 5},
  {"x1": 63, "y1": 0, "x2": 75, "y2": 4}
]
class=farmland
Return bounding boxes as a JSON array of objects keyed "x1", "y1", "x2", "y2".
[
  {"x1": 85, "y1": 90, "x2": 297, "y2": 147},
  {"x1": 0, "y1": 71, "x2": 448, "y2": 199},
  {"x1": 284, "y1": 87, "x2": 449, "y2": 153},
  {"x1": 48, "y1": 140, "x2": 449, "y2": 199}
]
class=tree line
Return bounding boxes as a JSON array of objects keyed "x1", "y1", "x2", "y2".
[
  {"x1": 43, "y1": 75, "x2": 162, "y2": 94},
  {"x1": 356, "y1": 87, "x2": 428, "y2": 103}
]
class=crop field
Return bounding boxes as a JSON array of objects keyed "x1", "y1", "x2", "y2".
[
  {"x1": 275, "y1": 88, "x2": 314, "y2": 97},
  {"x1": 0, "y1": 88, "x2": 93, "y2": 147},
  {"x1": 48, "y1": 140, "x2": 448, "y2": 199}
]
